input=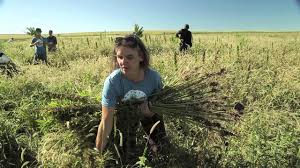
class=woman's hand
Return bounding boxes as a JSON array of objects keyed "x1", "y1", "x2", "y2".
[{"x1": 139, "y1": 101, "x2": 154, "y2": 117}]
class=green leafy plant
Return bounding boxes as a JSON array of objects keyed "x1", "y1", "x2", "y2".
[
  {"x1": 25, "y1": 27, "x2": 36, "y2": 36},
  {"x1": 133, "y1": 24, "x2": 144, "y2": 37}
]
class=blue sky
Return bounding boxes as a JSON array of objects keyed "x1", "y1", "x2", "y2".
[{"x1": 1, "y1": 0, "x2": 300, "y2": 34}]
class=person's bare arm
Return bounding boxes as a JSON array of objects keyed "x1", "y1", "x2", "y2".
[
  {"x1": 95, "y1": 106, "x2": 114, "y2": 153},
  {"x1": 30, "y1": 41, "x2": 37, "y2": 47}
]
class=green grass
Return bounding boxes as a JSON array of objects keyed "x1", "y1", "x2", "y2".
[{"x1": 0, "y1": 31, "x2": 299, "y2": 167}]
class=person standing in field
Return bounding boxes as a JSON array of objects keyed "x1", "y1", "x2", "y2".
[
  {"x1": 47, "y1": 30, "x2": 57, "y2": 52},
  {"x1": 95, "y1": 34, "x2": 168, "y2": 163},
  {"x1": 30, "y1": 28, "x2": 47, "y2": 64},
  {"x1": 176, "y1": 24, "x2": 193, "y2": 52}
]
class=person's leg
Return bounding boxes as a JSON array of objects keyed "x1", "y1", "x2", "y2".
[
  {"x1": 33, "y1": 53, "x2": 40, "y2": 64},
  {"x1": 126, "y1": 106, "x2": 141, "y2": 158},
  {"x1": 140, "y1": 112, "x2": 167, "y2": 152},
  {"x1": 116, "y1": 106, "x2": 140, "y2": 163},
  {"x1": 179, "y1": 43, "x2": 184, "y2": 52},
  {"x1": 48, "y1": 45, "x2": 55, "y2": 52},
  {"x1": 179, "y1": 42, "x2": 188, "y2": 52},
  {"x1": 39, "y1": 53, "x2": 48, "y2": 65},
  {"x1": 45, "y1": 54, "x2": 48, "y2": 64},
  {"x1": 183, "y1": 44, "x2": 188, "y2": 51},
  {"x1": 126, "y1": 120, "x2": 139, "y2": 161},
  {"x1": 115, "y1": 110, "x2": 127, "y2": 157}
]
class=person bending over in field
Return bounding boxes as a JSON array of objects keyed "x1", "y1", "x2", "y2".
[
  {"x1": 176, "y1": 24, "x2": 193, "y2": 52},
  {"x1": 30, "y1": 28, "x2": 48, "y2": 64},
  {"x1": 95, "y1": 34, "x2": 167, "y2": 162}
]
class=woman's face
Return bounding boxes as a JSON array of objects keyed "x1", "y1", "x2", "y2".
[
  {"x1": 36, "y1": 32, "x2": 41, "y2": 36},
  {"x1": 116, "y1": 46, "x2": 143, "y2": 75}
]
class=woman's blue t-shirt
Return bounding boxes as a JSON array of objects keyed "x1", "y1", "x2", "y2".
[{"x1": 102, "y1": 68, "x2": 163, "y2": 107}]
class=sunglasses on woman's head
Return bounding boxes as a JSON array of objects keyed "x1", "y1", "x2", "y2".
[{"x1": 115, "y1": 35, "x2": 139, "y2": 48}]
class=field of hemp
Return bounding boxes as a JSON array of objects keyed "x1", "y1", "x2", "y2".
[{"x1": 0, "y1": 31, "x2": 299, "y2": 167}]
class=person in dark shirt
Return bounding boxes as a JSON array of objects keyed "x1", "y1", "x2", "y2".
[
  {"x1": 176, "y1": 24, "x2": 193, "y2": 52},
  {"x1": 47, "y1": 30, "x2": 57, "y2": 52}
]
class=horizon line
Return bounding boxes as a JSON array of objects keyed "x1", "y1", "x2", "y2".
[{"x1": 1, "y1": 30, "x2": 300, "y2": 35}]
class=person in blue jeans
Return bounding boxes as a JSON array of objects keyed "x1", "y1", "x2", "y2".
[
  {"x1": 95, "y1": 35, "x2": 167, "y2": 161},
  {"x1": 30, "y1": 28, "x2": 47, "y2": 64}
]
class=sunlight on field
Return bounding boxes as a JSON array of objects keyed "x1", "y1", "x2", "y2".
[{"x1": 0, "y1": 32, "x2": 299, "y2": 167}]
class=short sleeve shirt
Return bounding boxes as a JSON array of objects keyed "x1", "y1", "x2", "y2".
[
  {"x1": 32, "y1": 37, "x2": 47, "y2": 55},
  {"x1": 102, "y1": 68, "x2": 163, "y2": 107}
]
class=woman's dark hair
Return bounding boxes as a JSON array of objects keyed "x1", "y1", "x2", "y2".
[{"x1": 111, "y1": 34, "x2": 150, "y2": 70}]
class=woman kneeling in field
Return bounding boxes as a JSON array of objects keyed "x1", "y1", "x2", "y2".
[{"x1": 95, "y1": 34, "x2": 167, "y2": 161}]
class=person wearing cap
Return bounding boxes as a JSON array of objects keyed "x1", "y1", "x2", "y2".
[
  {"x1": 47, "y1": 30, "x2": 57, "y2": 52},
  {"x1": 176, "y1": 24, "x2": 193, "y2": 52},
  {"x1": 30, "y1": 28, "x2": 47, "y2": 64}
]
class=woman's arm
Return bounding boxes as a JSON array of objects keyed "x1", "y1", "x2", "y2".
[
  {"x1": 30, "y1": 41, "x2": 37, "y2": 47},
  {"x1": 95, "y1": 106, "x2": 115, "y2": 153}
]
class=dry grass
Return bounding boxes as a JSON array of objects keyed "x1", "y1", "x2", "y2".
[{"x1": 0, "y1": 31, "x2": 299, "y2": 167}]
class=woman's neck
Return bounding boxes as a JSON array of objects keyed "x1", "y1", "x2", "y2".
[{"x1": 124, "y1": 68, "x2": 145, "y2": 82}]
